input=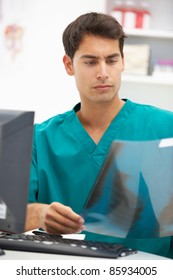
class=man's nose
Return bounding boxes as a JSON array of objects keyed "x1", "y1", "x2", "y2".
[{"x1": 96, "y1": 63, "x2": 109, "y2": 81}]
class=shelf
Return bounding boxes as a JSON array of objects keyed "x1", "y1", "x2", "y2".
[
  {"x1": 122, "y1": 74, "x2": 173, "y2": 86},
  {"x1": 124, "y1": 29, "x2": 173, "y2": 39}
]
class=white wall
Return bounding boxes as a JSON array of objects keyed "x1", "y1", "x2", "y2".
[
  {"x1": 0, "y1": 0, "x2": 106, "y2": 123},
  {"x1": 0, "y1": 0, "x2": 173, "y2": 123}
]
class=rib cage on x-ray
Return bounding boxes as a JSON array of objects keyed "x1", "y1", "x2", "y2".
[{"x1": 82, "y1": 139, "x2": 173, "y2": 238}]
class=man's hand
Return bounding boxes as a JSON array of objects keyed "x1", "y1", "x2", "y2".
[
  {"x1": 40, "y1": 202, "x2": 85, "y2": 234},
  {"x1": 25, "y1": 202, "x2": 85, "y2": 234}
]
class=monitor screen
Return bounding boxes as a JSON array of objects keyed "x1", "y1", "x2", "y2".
[{"x1": 0, "y1": 109, "x2": 34, "y2": 233}]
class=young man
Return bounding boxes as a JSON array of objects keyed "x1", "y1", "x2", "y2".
[{"x1": 25, "y1": 12, "x2": 173, "y2": 258}]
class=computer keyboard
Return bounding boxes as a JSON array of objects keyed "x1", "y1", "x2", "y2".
[{"x1": 0, "y1": 232, "x2": 137, "y2": 258}]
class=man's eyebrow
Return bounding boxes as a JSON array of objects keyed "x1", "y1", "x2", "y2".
[
  {"x1": 106, "y1": 53, "x2": 121, "y2": 59},
  {"x1": 80, "y1": 53, "x2": 120, "y2": 59},
  {"x1": 80, "y1": 54, "x2": 99, "y2": 59}
]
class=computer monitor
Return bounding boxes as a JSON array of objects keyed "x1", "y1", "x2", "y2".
[{"x1": 0, "y1": 109, "x2": 34, "y2": 233}]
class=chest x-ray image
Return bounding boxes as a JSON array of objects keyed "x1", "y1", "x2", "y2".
[{"x1": 82, "y1": 138, "x2": 173, "y2": 238}]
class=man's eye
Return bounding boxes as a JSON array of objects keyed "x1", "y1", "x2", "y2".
[
  {"x1": 85, "y1": 60, "x2": 97, "y2": 65},
  {"x1": 106, "y1": 58, "x2": 117, "y2": 64}
]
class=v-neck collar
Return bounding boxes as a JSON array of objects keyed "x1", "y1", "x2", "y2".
[{"x1": 70, "y1": 100, "x2": 136, "y2": 167}]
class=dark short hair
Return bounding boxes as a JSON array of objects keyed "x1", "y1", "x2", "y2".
[{"x1": 62, "y1": 12, "x2": 127, "y2": 59}]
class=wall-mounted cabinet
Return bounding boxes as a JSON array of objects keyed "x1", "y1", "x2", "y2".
[{"x1": 106, "y1": 0, "x2": 173, "y2": 111}]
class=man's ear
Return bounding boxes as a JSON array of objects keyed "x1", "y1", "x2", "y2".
[{"x1": 63, "y1": 55, "x2": 74, "y2": 76}]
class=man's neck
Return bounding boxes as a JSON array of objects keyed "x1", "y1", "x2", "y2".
[{"x1": 76, "y1": 99, "x2": 125, "y2": 144}]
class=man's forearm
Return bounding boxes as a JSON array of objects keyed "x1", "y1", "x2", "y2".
[{"x1": 24, "y1": 203, "x2": 47, "y2": 231}]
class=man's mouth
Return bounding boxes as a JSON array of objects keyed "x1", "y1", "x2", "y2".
[{"x1": 93, "y1": 84, "x2": 112, "y2": 90}]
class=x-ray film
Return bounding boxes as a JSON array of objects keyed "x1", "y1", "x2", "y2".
[{"x1": 82, "y1": 138, "x2": 173, "y2": 238}]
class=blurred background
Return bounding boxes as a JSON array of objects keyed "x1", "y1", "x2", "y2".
[{"x1": 0, "y1": 0, "x2": 173, "y2": 123}]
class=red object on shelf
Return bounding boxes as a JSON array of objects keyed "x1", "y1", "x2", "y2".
[
  {"x1": 123, "y1": 0, "x2": 137, "y2": 29},
  {"x1": 136, "y1": 1, "x2": 151, "y2": 29},
  {"x1": 111, "y1": 0, "x2": 151, "y2": 30},
  {"x1": 111, "y1": 0, "x2": 137, "y2": 29},
  {"x1": 110, "y1": 0, "x2": 125, "y2": 26}
]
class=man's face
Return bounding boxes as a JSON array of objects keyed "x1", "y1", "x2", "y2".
[{"x1": 63, "y1": 34, "x2": 124, "y2": 105}]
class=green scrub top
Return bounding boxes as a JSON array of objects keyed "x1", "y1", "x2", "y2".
[{"x1": 29, "y1": 99, "x2": 173, "y2": 258}]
